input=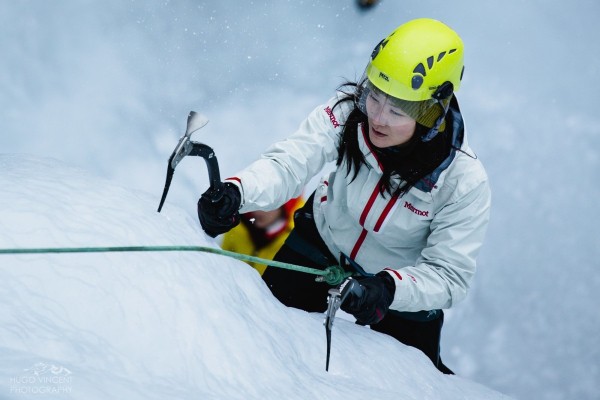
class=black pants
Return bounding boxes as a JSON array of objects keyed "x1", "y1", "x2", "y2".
[{"x1": 262, "y1": 197, "x2": 453, "y2": 374}]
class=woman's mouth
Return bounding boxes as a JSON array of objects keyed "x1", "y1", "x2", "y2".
[{"x1": 371, "y1": 127, "x2": 386, "y2": 137}]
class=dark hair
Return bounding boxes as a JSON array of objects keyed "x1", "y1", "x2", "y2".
[{"x1": 333, "y1": 81, "x2": 452, "y2": 197}]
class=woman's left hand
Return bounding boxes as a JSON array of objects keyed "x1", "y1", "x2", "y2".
[{"x1": 340, "y1": 272, "x2": 396, "y2": 325}]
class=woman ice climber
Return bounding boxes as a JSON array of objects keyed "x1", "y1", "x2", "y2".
[{"x1": 197, "y1": 18, "x2": 491, "y2": 374}]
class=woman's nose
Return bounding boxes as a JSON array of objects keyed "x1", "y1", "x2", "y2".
[{"x1": 370, "y1": 109, "x2": 389, "y2": 126}]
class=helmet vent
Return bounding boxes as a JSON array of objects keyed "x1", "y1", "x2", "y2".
[
  {"x1": 427, "y1": 56, "x2": 434, "y2": 69},
  {"x1": 412, "y1": 63, "x2": 427, "y2": 90},
  {"x1": 371, "y1": 37, "x2": 391, "y2": 61},
  {"x1": 437, "y1": 51, "x2": 446, "y2": 61},
  {"x1": 413, "y1": 63, "x2": 427, "y2": 76},
  {"x1": 411, "y1": 75, "x2": 424, "y2": 90}
]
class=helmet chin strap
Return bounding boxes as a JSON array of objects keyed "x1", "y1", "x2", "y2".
[{"x1": 421, "y1": 81, "x2": 454, "y2": 142}]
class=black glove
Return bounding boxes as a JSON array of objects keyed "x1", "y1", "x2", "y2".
[
  {"x1": 197, "y1": 182, "x2": 241, "y2": 238},
  {"x1": 340, "y1": 272, "x2": 396, "y2": 325}
]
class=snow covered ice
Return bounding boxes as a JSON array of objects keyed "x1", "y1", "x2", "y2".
[
  {"x1": 0, "y1": 155, "x2": 510, "y2": 399},
  {"x1": 1, "y1": 1, "x2": 599, "y2": 399}
]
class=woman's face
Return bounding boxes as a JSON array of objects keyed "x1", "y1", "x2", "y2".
[{"x1": 365, "y1": 89, "x2": 417, "y2": 148}]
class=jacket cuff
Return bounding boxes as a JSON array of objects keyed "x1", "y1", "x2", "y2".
[
  {"x1": 376, "y1": 270, "x2": 396, "y2": 298},
  {"x1": 380, "y1": 268, "x2": 412, "y2": 311},
  {"x1": 224, "y1": 177, "x2": 244, "y2": 209}
]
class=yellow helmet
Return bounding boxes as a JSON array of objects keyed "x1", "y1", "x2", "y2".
[{"x1": 366, "y1": 18, "x2": 464, "y2": 102}]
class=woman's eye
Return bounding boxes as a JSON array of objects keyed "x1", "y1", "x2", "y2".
[
  {"x1": 368, "y1": 93, "x2": 381, "y2": 103},
  {"x1": 390, "y1": 109, "x2": 405, "y2": 117}
]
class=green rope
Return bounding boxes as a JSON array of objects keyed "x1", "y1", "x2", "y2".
[{"x1": 0, "y1": 245, "x2": 352, "y2": 285}]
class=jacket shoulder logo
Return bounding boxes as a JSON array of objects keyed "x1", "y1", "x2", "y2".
[{"x1": 324, "y1": 106, "x2": 340, "y2": 128}]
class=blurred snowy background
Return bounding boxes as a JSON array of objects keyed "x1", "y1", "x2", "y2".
[{"x1": 1, "y1": 1, "x2": 599, "y2": 399}]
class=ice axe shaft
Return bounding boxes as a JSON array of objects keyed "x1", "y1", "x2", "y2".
[
  {"x1": 157, "y1": 111, "x2": 223, "y2": 212},
  {"x1": 324, "y1": 279, "x2": 363, "y2": 371},
  {"x1": 324, "y1": 288, "x2": 341, "y2": 372}
]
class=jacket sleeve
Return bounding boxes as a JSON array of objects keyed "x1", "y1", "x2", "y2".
[
  {"x1": 226, "y1": 96, "x2": 347, "y2": 212},
  {"x1": 385, "y1": 174, "x2": 492, "y2": 312}
]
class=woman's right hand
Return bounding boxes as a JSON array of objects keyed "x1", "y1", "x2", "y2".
[{"x1": 197, "y1": 182, "x2": 241, "y2": 238}]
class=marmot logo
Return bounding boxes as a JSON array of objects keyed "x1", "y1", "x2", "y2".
[
  {"x1": 404, "y1": 201, "x2": 429, "y2": 217},
  {"x1": 324, "y1": 106, "x2": 340, "y2": 128}
]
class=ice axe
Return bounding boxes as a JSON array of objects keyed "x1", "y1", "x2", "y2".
[
  {"x1": 323, "y1": 253, "x2": 370, "y2": 371},
  {"x1": 324, "y1": 278, "x2": 363, "y2": 371},
  {"x1": 157, "y1": 111, "x2": 224, "y2": 212}
]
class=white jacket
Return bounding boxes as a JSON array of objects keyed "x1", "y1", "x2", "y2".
[{"x1": 227, "y1": 94, "x2": 491, "y2": 312}]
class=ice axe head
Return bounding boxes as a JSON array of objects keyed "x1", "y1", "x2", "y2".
[
  {"x1": 186, "y1": 111, "x2": 209, "y2": 138},
  {"x1": 157, "y1": 111, "x2": 218, "y2": 212}
]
